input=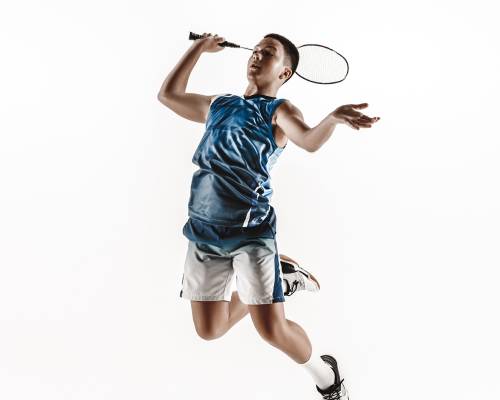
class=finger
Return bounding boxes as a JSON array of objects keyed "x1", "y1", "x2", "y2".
[
  {"x1": 346, "y1": 119, "x2": 360, "y2": 130},
  {"x1": 352, "y1": 117, "x2": 370, "y2": 127},
  {"x1": 357, "y1": 119, "x2": 372, "y2": 125},
  {"x1": 353, "y1": 103, "x2": 368, "y2": 109},
  {"x1": 358, "y1": 115, "x2": 380, "y2": 123},
  {"x1": 357, "y1": 115, "x2": 373, "y2": 122},
  {"x1": 354, "y1": 116, "x2": 372, "y2": 125}
]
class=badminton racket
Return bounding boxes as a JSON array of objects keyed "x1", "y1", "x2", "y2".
[{"x1": 188, "y1": 31, "x2": 349, "y2": 85}]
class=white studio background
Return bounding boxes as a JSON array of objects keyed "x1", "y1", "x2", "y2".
[{"x1": 1, "y1": 1, "x2": 499, "y2": 399}]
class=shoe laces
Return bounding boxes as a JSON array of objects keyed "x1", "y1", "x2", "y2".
[
  {"x1": 320, "y1": 378, "x2": 345, "y2": 400},
  {"x1": 287, "y1": 279, "x2": 300, "y2": 295}
]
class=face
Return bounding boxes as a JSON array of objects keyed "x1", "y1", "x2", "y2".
[{"x1": 247, "y1": 38, "x2": 291, "y2": 85}]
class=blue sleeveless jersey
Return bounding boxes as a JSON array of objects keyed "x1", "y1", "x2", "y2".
[{"x1": 182, "y1": 93, "x2": 287, "y2": 247}]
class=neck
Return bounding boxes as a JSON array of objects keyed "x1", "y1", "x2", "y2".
[{"x1": 243, "y1": 83, "x2": 279, "y2": 98}]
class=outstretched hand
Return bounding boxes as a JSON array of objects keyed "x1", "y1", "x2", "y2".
[
  {"x1": 195, "y1": 32, "x2": 226, "y2": 53},
  {"x1": 331, "y1": 103, "x2": 380, "y2": 130}
]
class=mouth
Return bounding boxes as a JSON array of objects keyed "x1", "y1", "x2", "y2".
[{"x1": 250, "y1": 63, "x2": 261, "y2": 70}]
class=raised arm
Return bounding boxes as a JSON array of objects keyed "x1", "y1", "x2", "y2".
[
  {"x1": 276, "y1": 101, "x2": 381, "y2": 152},
  {"x1": 157, "y1": 33, "x2": 225, "y2": 123}
]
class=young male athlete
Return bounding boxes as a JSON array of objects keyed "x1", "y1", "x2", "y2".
[{"x1": 158, "y1": 32, "x2": 380, "y2": 399}]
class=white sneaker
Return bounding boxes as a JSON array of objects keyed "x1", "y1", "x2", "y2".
[
  {"x1": 279, "y1": 254, "x2": 320, "y2": 296},
  {"x1": 316, "y1": 355, "x2": 349, "y2": 400}
]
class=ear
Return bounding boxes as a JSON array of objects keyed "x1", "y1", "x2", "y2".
[{"x1": 279, "y1": 66, "x2": 293, "y2": 81}]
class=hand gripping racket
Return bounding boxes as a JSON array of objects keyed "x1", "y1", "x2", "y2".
[{"x1": 188, "y1": 31, "x2": 349, "y2": 85}]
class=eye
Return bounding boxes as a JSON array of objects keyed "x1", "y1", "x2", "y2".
[{"x1": 253, "y1": 50, "x2": 273, "y2": 56}]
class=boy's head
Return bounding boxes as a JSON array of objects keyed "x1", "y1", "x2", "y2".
[{"x1": 247, "y1": 33, "x2": 299, "y2": 88}]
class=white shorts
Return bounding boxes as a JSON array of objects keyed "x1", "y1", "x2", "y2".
[{"x1": 179, "y1": 237, "x2": 286, "y2": 305}]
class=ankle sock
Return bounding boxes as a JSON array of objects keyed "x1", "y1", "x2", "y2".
[{"x1": 300, "y1": 349, "x2": 336, "y2": 390}]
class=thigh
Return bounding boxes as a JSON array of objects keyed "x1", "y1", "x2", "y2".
[
  {"x1": 190, "y1": 299, "x2": 229, "y2": 334},
  {"x1": 180, "y1": 241, "x2": 234, "y2": 302},
  {"x1": 231, "y1": 238, "x2": 285, "y2": 305}
]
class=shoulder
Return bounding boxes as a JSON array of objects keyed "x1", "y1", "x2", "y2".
[
  {"x1": 210, "y1": 93, "x2": 233, "y2": 103},
  {"x1": 274, "y1": 99, "x2": 304, "y2": 122}
]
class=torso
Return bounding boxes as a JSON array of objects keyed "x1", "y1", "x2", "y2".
[{"x1": 209, "y1": 94, "x2": 288, "y2": 149}]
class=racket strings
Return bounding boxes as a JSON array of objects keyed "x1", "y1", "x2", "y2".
[{"x1": 297, "y1": 45, "x2": 349, "y2": 84}]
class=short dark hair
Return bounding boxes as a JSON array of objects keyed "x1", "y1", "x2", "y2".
[{"x1": 263, "y1": 33, "x2": 299, "y2": 85}]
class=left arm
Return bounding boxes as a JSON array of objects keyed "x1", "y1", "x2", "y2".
[
  {"x1": 275, "y1": 101, "x2": 335, "y2": 153},
  {"x1": 275, "y1": 100, "x2": 381, "y2": 152}
]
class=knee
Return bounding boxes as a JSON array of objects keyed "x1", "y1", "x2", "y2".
[{"x1": 194, "y1": 323, "x2": 226, "y2": 341}]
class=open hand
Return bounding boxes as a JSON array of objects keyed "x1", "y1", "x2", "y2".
[
  {"x1": 331, "y1": 103, "x2": 380, "y2": 130},
  {"x1": 196, "y1": 32, "x2": 226, "y2": 53}
]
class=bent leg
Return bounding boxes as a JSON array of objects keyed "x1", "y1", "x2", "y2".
[
  {"x1": 181, "y1": 241, "x2": 249, "y2": 340},
  {"x1": 248, "y1": 302, "x2": 312, "y2": 363},
  {"x1": 191, "y1": 291, "x2": 249, "y2": 340}
]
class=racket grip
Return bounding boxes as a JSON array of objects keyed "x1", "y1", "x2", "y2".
[{"x1": 188, "y1": 31, "x2": 240, "y2": 48}]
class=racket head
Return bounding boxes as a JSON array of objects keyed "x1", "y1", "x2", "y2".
[{"x1": 295, "y1": 43, "x2": 349, "y2": 84}]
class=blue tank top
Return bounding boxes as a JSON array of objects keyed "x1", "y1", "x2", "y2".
[{"x1": 182, "y1": 93, "x2": 287, "y2": 247}]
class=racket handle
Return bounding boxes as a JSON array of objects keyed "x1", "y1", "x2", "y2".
[{"x1": 188, "y1": 31, "x2": 240, "y2": 48}]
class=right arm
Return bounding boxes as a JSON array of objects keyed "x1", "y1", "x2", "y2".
[{"x1": 157, "y1": 33, "x2": 225, "y2": 124}]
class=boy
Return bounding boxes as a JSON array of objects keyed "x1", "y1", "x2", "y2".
[{"x1": 158, "y1": 32, "x2": 380, "y2": 399}]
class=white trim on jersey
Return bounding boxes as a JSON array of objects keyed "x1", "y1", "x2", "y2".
[
  {"x1": 242, "y1": 208, "x2": 252, "y2": 227},
  {"x1": 209, "y1": 93, "x2": 232, "y2": 107}
]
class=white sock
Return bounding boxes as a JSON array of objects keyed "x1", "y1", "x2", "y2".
[{"x1": 300, "y1": 349, "x2": 336, "y2": 390}]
